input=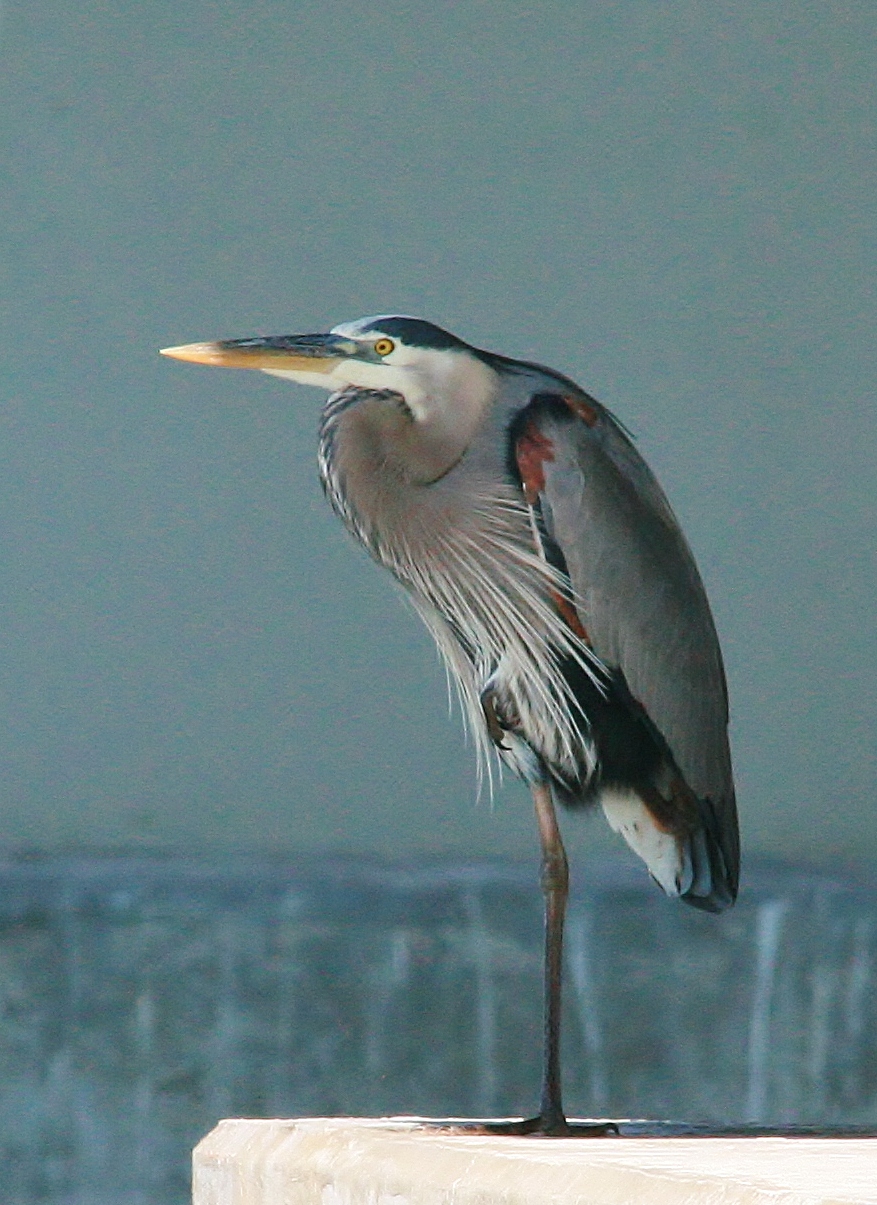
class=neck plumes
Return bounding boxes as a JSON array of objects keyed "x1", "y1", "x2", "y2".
[
  {"x1": 318, "y1": 351, "x2": 499, "y2": 542},
  {"x1": 318, "y1": 373, "x2": 601, "y2": 792}
]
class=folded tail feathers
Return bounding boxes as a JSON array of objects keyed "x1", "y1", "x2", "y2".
[
  {"x1": 678, "y1": 794, "x2": 739, "y2": 913},
  {"x1": 601, "y1": 788, "x2": 738, "y2": 913}
]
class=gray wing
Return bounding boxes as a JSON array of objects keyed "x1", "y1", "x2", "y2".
[{"x1": 533, "y1": 399, "x2": 739, "y2": 886}]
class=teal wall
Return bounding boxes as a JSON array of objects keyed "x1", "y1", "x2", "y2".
[{"x1": 1, "y1": 2, "x2": 874, "y2": 867}]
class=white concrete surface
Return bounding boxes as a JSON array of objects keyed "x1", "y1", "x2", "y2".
[{"x1": 192, "y1": 1117, "x2": 877, "y2": 1205}]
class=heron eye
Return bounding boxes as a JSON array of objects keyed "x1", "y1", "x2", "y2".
[{"x1": 374, "y1": 338, "x2": 395, "y2": 357}]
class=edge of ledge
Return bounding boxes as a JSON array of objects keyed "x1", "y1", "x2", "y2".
[{"x1": 193, "y1": 1117, "x2": 877, "y2": 1205}]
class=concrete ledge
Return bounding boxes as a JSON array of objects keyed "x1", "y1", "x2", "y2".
[{"x1": 193, "y1": 1118, "x2": 877, "y2": 1204}]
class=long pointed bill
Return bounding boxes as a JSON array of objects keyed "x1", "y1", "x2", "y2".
[{"x1": 159, "y1": 333, "x2": 359, "y2": 372}]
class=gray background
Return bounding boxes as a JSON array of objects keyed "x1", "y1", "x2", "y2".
[{"x1": 1, "y1": 1, "x2": 874, "y2": 869}]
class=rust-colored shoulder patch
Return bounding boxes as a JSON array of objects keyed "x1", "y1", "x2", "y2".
[
  {"x1": 515, "y1": 421, "x2": 555, "y2": 504},
  {"x1": 549, "y1": 589, "x2": 590, "y2": 644},
  {"x1": 563, "y1": 394, "x2": 599, "y2": 427}
]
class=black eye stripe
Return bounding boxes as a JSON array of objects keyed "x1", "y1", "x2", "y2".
[{"x1": 359, "y1": 317, "x2": 468, "y2": 351}]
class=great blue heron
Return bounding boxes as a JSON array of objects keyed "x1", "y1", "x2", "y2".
[{"x1": 162, "y1": 315, "x2": 739, "y2": 1135}]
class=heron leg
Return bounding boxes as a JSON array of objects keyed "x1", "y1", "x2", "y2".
[
  {"x1": 476, "y1": 780, "x2": 617, "y2": 1137},
  {"x1": 533, "y1": 777, "x2": 570, "y2": 1134}
]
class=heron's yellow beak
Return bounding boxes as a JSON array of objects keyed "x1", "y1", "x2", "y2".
[{"x1": 160, "y1": 333, "x2": 358, "y2": 372}]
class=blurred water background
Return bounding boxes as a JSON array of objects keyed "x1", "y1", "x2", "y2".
[{"x1": 3, "y1": 853, "x2": 877, "y2": 1204}]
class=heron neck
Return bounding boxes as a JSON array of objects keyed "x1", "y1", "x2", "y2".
[{"x1": 340, "y1": 367, "x2": 497, "y2": 482}]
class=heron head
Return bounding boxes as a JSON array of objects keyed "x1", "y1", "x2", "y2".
[{"x1": 161, "y1": 315, "x2": 499, "y2": 424}]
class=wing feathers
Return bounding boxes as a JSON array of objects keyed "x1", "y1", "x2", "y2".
[{"x1": 529, "y1": 398, "x2": 739, "y2": 905}]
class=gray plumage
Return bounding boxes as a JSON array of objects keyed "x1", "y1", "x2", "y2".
[{"x1": 312, "y1": 320, "x2": 737, "y2": 910}]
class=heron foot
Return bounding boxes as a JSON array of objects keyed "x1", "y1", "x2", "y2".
[
  {"x1": 433, "y1": 1116, "x2": 620, "y2": 1138},
  {"x1": 480, "y1": 688, "x2": 511, "y2": 750},
  {"x1": 480, "y1": 685, "x2": 525, "y2": 752},
  {"x1": 481, "y1": 1115, "x2": 619, "y2": 1137}
]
